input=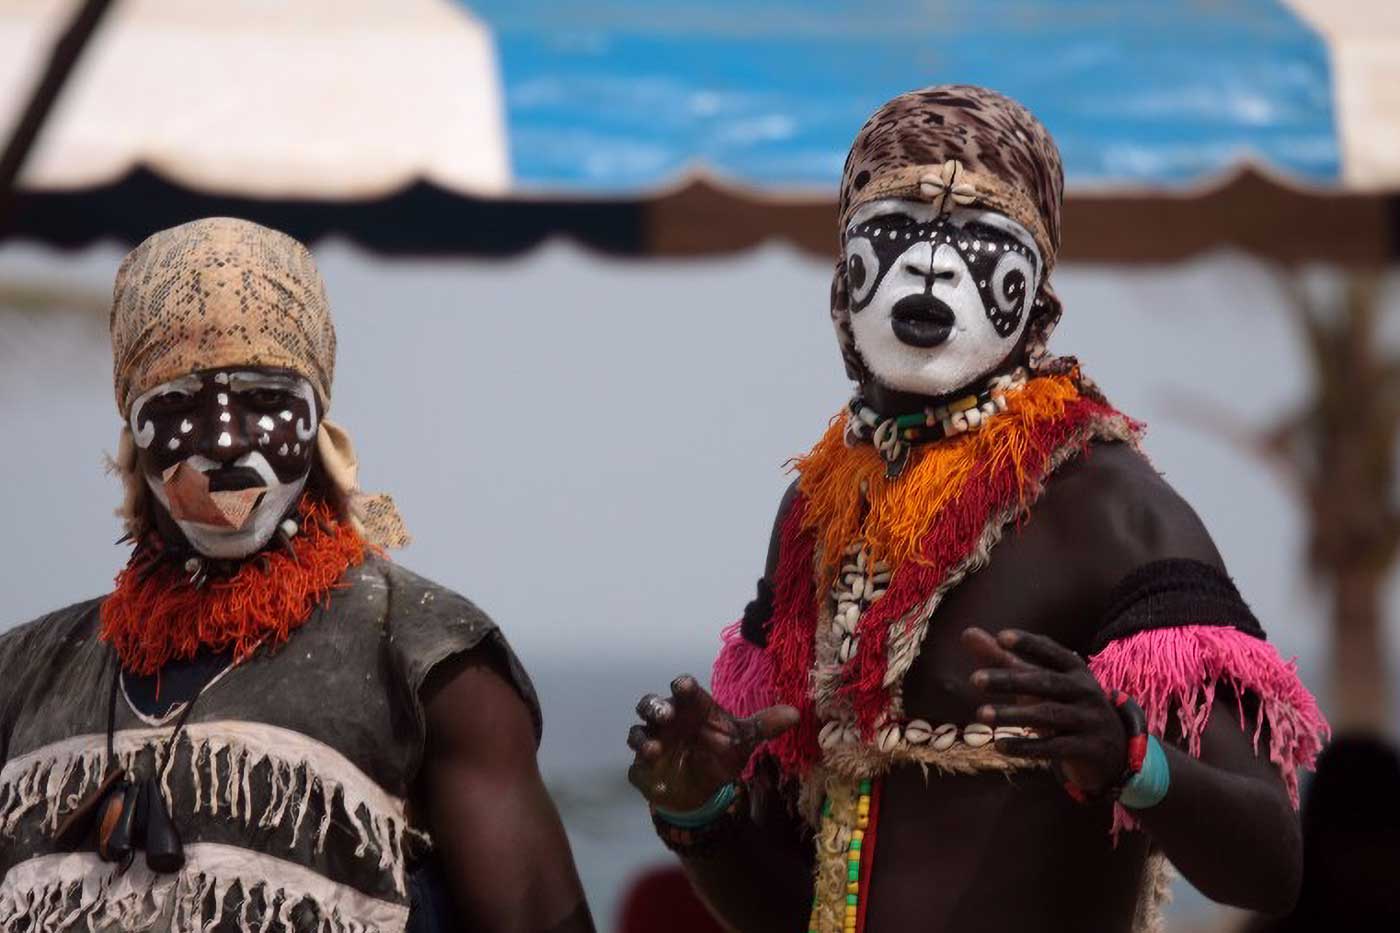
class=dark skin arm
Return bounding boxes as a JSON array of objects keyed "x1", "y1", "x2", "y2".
[
  {"x1": 964, "y1": 448, "x2": 1302, "y2": 915},
  {"x1": 629, "y1": 677, "x2": 811, "y2": 931},
  {"x1": 626, "y1": 482, "x2": 814, "y2": 931},
  {"x1": 423, "y1": 649, "x2": 594, "y2": 933},
  {"x1": 1135, "y1": 695, "x2": 1301, "y2": 911}
]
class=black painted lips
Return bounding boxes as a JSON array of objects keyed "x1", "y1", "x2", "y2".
[
  {"x1": 205, "y1": 466, "x2": 267, "y2": 492},
  {"x1": 890, "y1": 294, "x2": 955, "y2": 347}
]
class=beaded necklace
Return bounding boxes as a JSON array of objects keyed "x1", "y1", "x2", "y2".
[{"x1": 846, "y1": 367, "x2": 1029, "y2": 477}]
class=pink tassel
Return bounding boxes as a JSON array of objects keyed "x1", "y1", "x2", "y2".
[
  {"x1": 711, "y1": 620, "x2": 777, "y2": 720},
  {"x1": 710, "y1": 620, "x2": 780, "y2": 781},
  {"x1": 1089, "y1": 625, "x2": 1330, "y2": 837}
]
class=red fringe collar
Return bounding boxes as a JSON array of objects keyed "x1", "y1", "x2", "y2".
[
  {"x1": 762, "y1": 393, "x2": 1128, "y2": 777},
  {"x1": 100, "y1": 499, "x2": 366, "y2": 675}
]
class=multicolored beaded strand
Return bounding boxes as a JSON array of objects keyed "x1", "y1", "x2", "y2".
[{"x1": 808, "y1": 777, "x2": 880, "y2": 933}]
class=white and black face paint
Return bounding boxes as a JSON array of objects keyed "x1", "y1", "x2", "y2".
[
  {"x1": 128, "y1": 368, "x2": 319, "y2": 559},
  {"x1": 843, "y1": 198, "x2": 1041, "y2": 397}
]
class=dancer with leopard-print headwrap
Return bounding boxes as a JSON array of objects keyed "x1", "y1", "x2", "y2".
[{"x1": 626, "y1": 86, "x2": 1327, "y2": 933}]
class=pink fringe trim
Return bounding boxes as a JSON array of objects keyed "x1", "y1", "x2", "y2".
[
  {"x1": 711, "y1": 620, "x2": 778, "y2": 781},
  {"x1": 1089, "y1": 624, "x2": 1330, "y2": 836},
  {"x1": 711, "y1": 620, "x2": 777, "y2": 720}
]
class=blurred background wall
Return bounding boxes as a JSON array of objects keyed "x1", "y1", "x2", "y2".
[{"x1": 2, "y1": 1, "x2": 1398, "y2": 930}]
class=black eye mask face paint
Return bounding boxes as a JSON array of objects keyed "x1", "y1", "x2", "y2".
[{"x1": 843, "y1": 212, "x2": 1039, "y2": 338}]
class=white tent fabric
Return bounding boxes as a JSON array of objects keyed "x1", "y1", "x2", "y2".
[
  {"x1": 0, "y1": 0, "x2": 509, "y2": 197},
  {"x1": 1284, "y1": 0, "x2": 1400, "y2": 191}
]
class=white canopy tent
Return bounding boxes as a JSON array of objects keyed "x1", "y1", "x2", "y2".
[
  {"x1": 0, "y1": 0, "x2": 509, "y2": 198},
  {"x1": 1286, "y1": 0, "x2": 1400, "y2": 191}
]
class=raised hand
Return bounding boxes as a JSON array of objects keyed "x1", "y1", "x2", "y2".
[
  {"x1": 626, "y1": 674, "x2": 798, "y2": 812},
  {"x1": 962, "y1": 627, "x2": 1128, "y2": 795}
]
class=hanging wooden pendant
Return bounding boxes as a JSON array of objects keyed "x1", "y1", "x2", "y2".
[
  {"x1": 52, "y1": 767, "x2": 124, "y2": 851},
  {"x1": 96, "y1": 778, "x2": 140, "y2": 863},
  {"x1": 142, "y1": 776, "x2": 185, "y2": 873}
]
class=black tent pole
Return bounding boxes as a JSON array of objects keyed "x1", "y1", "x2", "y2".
[{"x1": 0, "y1": 0, "x2": 116, "y2": 233}]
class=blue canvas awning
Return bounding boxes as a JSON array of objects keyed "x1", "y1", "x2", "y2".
[
  {"x1": 477, "y1": 0, "x2": 1345, "y2": 193},
  {"x1": 4, "y1": 0, "x2": 1397, "y2": 260}
]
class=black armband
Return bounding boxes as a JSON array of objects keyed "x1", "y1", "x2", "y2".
[
  {"x1": 739, "y1": 578, "x2": 775, "y2": 648},
  {"x1": 1089, "y1": 558, "x2": 1264, "y2": 655}
]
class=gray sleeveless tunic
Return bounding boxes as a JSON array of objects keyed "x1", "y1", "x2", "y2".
[{"x1": 0, "y1": 555, "x2": 540, "y2": 932}]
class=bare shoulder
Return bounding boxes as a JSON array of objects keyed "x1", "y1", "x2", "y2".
[
  {"x1": 1035, "y1": 441, "x2": 1225, "y2": 584},
  {"x1": 763, "y1": 478, "x2": 802, "y2": 580}
]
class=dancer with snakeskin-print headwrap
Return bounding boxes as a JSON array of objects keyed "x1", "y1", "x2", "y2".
[
  {"x1": 626, "y1": 86, "x2": 1327, "y2": 933},
  {"x1": 0, "y1": 219, "x2": 594, "y2": 933}
]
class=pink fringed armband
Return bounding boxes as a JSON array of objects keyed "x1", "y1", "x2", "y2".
[{"x1": 1089, "y1": 624, "x2": 1329, "y2": 836}]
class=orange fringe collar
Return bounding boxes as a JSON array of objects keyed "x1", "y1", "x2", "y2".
[
  {"x1": 795, "y1": 373, "x2": 1082, "y2": 589},
  {"x1": 100, "y1": 498, "x2": 366, "y2": 675}
]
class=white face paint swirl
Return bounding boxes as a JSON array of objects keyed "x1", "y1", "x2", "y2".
[
  {"x1": 843, "y1": 199, "x2": 1042, "y2": 397},
  {"x1": 129, "y1": 375, "x2": 203, "y2": 449}
]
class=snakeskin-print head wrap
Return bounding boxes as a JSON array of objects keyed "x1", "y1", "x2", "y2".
[
  {"x1": 111, "y1": 217, "x2": 335, "y2": 415},
  {"x1": 831, "y1": 85, "x2": 1070, "y2": 382},
  {"x1": 108, "y1": 217, "x2": 408, "y2": 548}
]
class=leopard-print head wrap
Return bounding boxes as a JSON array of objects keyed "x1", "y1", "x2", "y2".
[{"x1": 831, "y1": 85, "x2": 1072, "y2": 383}]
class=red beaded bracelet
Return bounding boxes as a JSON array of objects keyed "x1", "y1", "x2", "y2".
[{"x1": 1063, "y1": 690, "x2": 1149, "y2": 804}]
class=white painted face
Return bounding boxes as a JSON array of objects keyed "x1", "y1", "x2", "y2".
[
  {"x1": 843, "y1": 198, "x2": 1042, "y2": 397},
  {"x1": 128, "y1": 369, "x2": 319, "y2": 559}
]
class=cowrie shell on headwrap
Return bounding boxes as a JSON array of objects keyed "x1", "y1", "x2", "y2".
[{"x1": 918, "y1": 159, "x2": 977, "y2": 214}]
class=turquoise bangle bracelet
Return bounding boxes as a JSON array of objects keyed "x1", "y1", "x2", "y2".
[
  {"x1": 1120, "y1": 735, "x2": 1170, "y2": 809},
  {"x1": 654, "y1": 781, "x2": 738, "y2": 829}
]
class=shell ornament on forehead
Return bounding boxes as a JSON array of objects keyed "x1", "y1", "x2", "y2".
[{"x1": 829, "y1": 84, "x2": 1079, "y2": 388}]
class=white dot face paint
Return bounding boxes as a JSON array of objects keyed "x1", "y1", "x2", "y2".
[
  {"x1": 842, "y1": 199, "x2": 1042, "y2": 397},
  {"x1": 132, "y1": 368, "x2": 321, "y2": 559}
]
